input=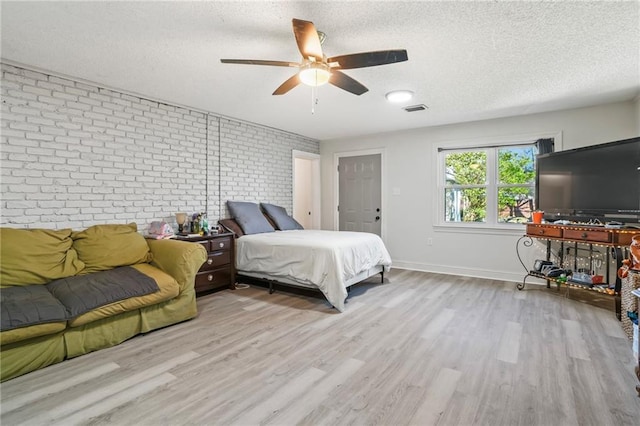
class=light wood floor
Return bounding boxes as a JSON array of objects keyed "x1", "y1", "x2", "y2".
[{"x1": 2, "y1": 269, "x2": 640, "y2": 425}]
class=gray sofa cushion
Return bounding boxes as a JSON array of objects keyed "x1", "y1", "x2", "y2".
[
  {"x1": 47, "y1": 266, "x2": 159, "y2": 318},
  {"x1": 1, "y1": 285, "x2": 68, "y2": 331},
  {"x1": 227, "y1": 201, "x2": 275, "y2": 235},
  {"x1": 260, "y1": 203, "x2": 304, "y2": 231}
]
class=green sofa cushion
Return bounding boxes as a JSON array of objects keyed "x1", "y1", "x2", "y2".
[
  {"x1": 72, "y1": 223, "x2": 152, "y2": 274},
  {"x1": 0, "y1": 228, "x2": 84, "y2": 286},
  {"x1": 0, "y1": 322, "x2": 67, "y2": 347}
]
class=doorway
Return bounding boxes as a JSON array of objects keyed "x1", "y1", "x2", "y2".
[
  {"x1": 337, "y1": 153, "x2": 382, "y2": 236},
  {"x1": 292, "y1": 151, "x2": 321, "y2": 229}
]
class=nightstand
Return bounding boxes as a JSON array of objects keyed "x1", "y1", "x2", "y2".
[{"x1": 175, "y1": 233, "x2": 235, "y2": 294}]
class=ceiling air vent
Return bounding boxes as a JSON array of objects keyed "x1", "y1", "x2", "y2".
[{"x1": 403, "y1": 104, "x2": 428, "y2": 112}]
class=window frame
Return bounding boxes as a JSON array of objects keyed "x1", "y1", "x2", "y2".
[{"x1": 434, "y1": 132, "x2": 562, "y2": 234}]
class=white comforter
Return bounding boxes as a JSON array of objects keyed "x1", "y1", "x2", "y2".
[{"x1": 235, "y1": 230, "x2": 392, "y2": 311}]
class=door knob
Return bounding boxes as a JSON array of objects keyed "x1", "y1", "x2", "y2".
[{"x1": 375, "y1": 216, "x2": 380, "y2": 221}]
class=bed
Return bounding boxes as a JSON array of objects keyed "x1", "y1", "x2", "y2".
[
  {"x1": 235, "y1": 229, "x2": 392, "y2": 311},
  {"x1": 219, "y1": 201, "x2": 392, "y2": 312}
]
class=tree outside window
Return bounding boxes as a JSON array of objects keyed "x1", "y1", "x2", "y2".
[
  {"x1": 444, "y1": 151, "x2": 487, "y2": 222},
  {"x1": 497, "y1": 146, "x2": 536, "y2": 223}
]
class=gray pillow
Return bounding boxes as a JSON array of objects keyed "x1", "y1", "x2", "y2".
[
  {"x1": 227, "y1": 201, "x2": 275, "y2": 235},
  {"x1": 260, "y1": 203, "x2": 304, "y2": 231}
]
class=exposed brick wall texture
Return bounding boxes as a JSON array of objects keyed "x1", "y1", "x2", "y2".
[{"x1": 1, "y1": 63, "x2": 319, "y2": 231}]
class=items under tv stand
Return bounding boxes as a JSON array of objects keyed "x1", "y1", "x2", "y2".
[{"x1": 517, "y1": 223, "x2": 636, "y2": 320}]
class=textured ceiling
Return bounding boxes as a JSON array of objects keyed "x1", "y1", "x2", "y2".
[{"x1": 1, "y1": 1, "x2": 639, "y2": 141}]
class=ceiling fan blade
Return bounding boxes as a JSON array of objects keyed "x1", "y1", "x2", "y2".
[
  {"x1": 329, "y1": 71, "x2": 368, "y2": 96},
  {"x1": 292, "y1": 18, "x2": 323, "y2": 61},
  {"x1": 273, "y1": 74, "x2": 301, "y2": 95},
  {"x1": 327, "y1": 50, "x2": 408, "y2": 69},
  {"x1": 220, "y1": 59, "x2": 299, "y2": 67}
]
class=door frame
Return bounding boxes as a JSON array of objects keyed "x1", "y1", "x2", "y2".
[
  {"x1": 334, "y1": 148, "x2": 385, "y2": 238},
  {"x1": 292, "y1": 150, "x2": 321, "y2": 229}
]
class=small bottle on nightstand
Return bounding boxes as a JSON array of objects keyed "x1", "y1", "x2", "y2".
[{"x1": 202, "y1": 213, "x2": 209, "y2": 235}]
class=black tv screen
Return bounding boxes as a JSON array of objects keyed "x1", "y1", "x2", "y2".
[{"x1": 536, "y1": 137, "x2": 640, "y2": 223}]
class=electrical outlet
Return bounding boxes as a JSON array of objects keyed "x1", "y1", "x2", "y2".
[{"x1": 427, "y1": 238, "x2": 433, "y2": 246}]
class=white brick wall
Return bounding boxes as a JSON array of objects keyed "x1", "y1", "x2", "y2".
[
  {"x1": 218, "y1": 118, "x2": 318, "y2": 219},
  {"x1": 1, "y1": 63, "x2": 319, "y2": 231}
]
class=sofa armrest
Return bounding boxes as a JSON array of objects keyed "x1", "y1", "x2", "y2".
[{"x1": 146, "y1": 239, "x2": 207, "y2": 292}]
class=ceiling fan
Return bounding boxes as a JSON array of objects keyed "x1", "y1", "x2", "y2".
[{"x1": 220, "y1": 18, "x2": 408, "y2": 96}]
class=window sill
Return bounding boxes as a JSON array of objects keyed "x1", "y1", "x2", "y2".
[{"x1": 433, "y1": 223, "x2": 526, "y2": 236}]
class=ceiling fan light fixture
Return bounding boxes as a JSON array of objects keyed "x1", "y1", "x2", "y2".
[
  {"x1": 299, "y1": 63, "x2": 331, "y2": 87},
  {"x1": 221, "y1": 19, "x2": 408, "y2": 96},
  {"x1": 385, "y1": 90, "x2": 414, "y2": 103}
]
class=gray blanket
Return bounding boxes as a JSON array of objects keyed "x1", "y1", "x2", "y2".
[
  {"x1": 47, "y1": 266, "x2": 159, "y2": 318},
  {"x1": 1, "y1": 266, "x2": 160, "y2": 332},
  {"x1": 1, "y1": 285, "x2": 68, "y2": 331}
]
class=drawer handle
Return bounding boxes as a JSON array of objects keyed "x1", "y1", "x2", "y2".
[
  {"x1": 219, "y1": 242, "x2": 225, "y2": 248},
  {"x1": 539, "y1": 230, "x2": 545, "y2": 235},
  {"x1": 581, "y1": 232, "x2": 588, "y2": 239},
  {"x1": 207, "y1": 258, "x2": 213, "y2": 265},
  {"x1": 207, "y1": 274, "x2": 214, "y2": 281}
]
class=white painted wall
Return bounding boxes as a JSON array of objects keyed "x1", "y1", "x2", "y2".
[
  {"x1": 294, "y1": 157, "x2": 313, "y2": 229},
  {"x1": 320, "y1": 101, "x2": 639, "y2": 282}
]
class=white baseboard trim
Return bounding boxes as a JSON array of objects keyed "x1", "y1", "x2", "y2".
[{"x1": 391, "y1": 260, "x2": 549, "y2": 286}]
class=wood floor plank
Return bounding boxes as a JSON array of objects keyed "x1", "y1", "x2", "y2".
[
  {"x1": 420, "y1": 307, "x2": 456, "y2": 341},
  {"x1": 231, "y1": 367, "x2": 326, "y2": 425},
  {"x1": 2, "y1": 269, "x2": 640, "y2": 426},
  {"x1": 410, "y1": 367, "x2": 462, "y2": 425},
  {"x1": 1, "y1": 362, "x2": 120, "y2": 412},
  {"x1": 3, "y1": 351, "x2": 199, "y2": 425},
  {"x1": 268, "y1": 358, "x2": 365, "y2": 425},
  {"x1": 496, "y1": 321, "x2": 522, "y2": 364},
  {"x1": 382, "y1": 288, "x2": 416, "y2": 308},
  {"x1": 569, "y1": 358, "x2": 617, "y2": 426},
  {"x1": 562, "y1": 319, "x2": 591, "y2": 361},
  {"x1": 51, "y1": 372, "x2": 176, "y2": 426},
  {"x1": 310, "y1": 301, "x2": 365, "y2": 330}
]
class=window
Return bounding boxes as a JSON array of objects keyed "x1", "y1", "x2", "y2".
[{"x1": 440, "y1": 143, "x2": 538, "y2": 226}]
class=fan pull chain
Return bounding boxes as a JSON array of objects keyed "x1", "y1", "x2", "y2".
[{"x1": 311, "y1": 85, "x2": 316, "y2": 114}]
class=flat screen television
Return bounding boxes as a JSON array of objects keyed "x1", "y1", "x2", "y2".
[{"x1": 536, "y1": 136, "x2": 640, "y2": 224}]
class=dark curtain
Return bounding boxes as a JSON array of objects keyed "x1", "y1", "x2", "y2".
[{"x1": 536, "y1": 138, "x2": 555, "y2": 155}]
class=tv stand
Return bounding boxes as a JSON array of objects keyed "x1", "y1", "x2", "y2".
[{"x1": 517, "y1": 223, "x2": 636, "y2": 320}]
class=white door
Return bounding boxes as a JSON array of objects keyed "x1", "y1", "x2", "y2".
[
  {"x1": 293, "y1": 151, "x2": 321, "y2": 229},
  {"x1": 338, "y1": 154, "x2": 382, "y2": 235}
]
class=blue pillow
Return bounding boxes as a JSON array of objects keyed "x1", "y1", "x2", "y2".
[
  {"x1": 227, "y1": 201, "x2": 275, "y2": 235},
  {"x1": 260, "y1": 203, "x2": 304, "y2": 231}
]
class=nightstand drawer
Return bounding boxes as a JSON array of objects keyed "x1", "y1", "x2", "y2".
[
  {"x1": 191, "y1": 236, "x2": 231, "y2": 252},
  {"x1": 194, "y1": 268, "x2": 232, "y2": 291},
  {"x1": 200, "y1": 251, "x2": 231, "y2": 271},
  {"x1": 211, "y1": 236, "x2": 232, "y2": 251}
]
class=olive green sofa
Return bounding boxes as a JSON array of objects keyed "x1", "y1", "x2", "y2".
[{"x1": 0, "y1": 223, "x2": 207, "y2": 382}]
